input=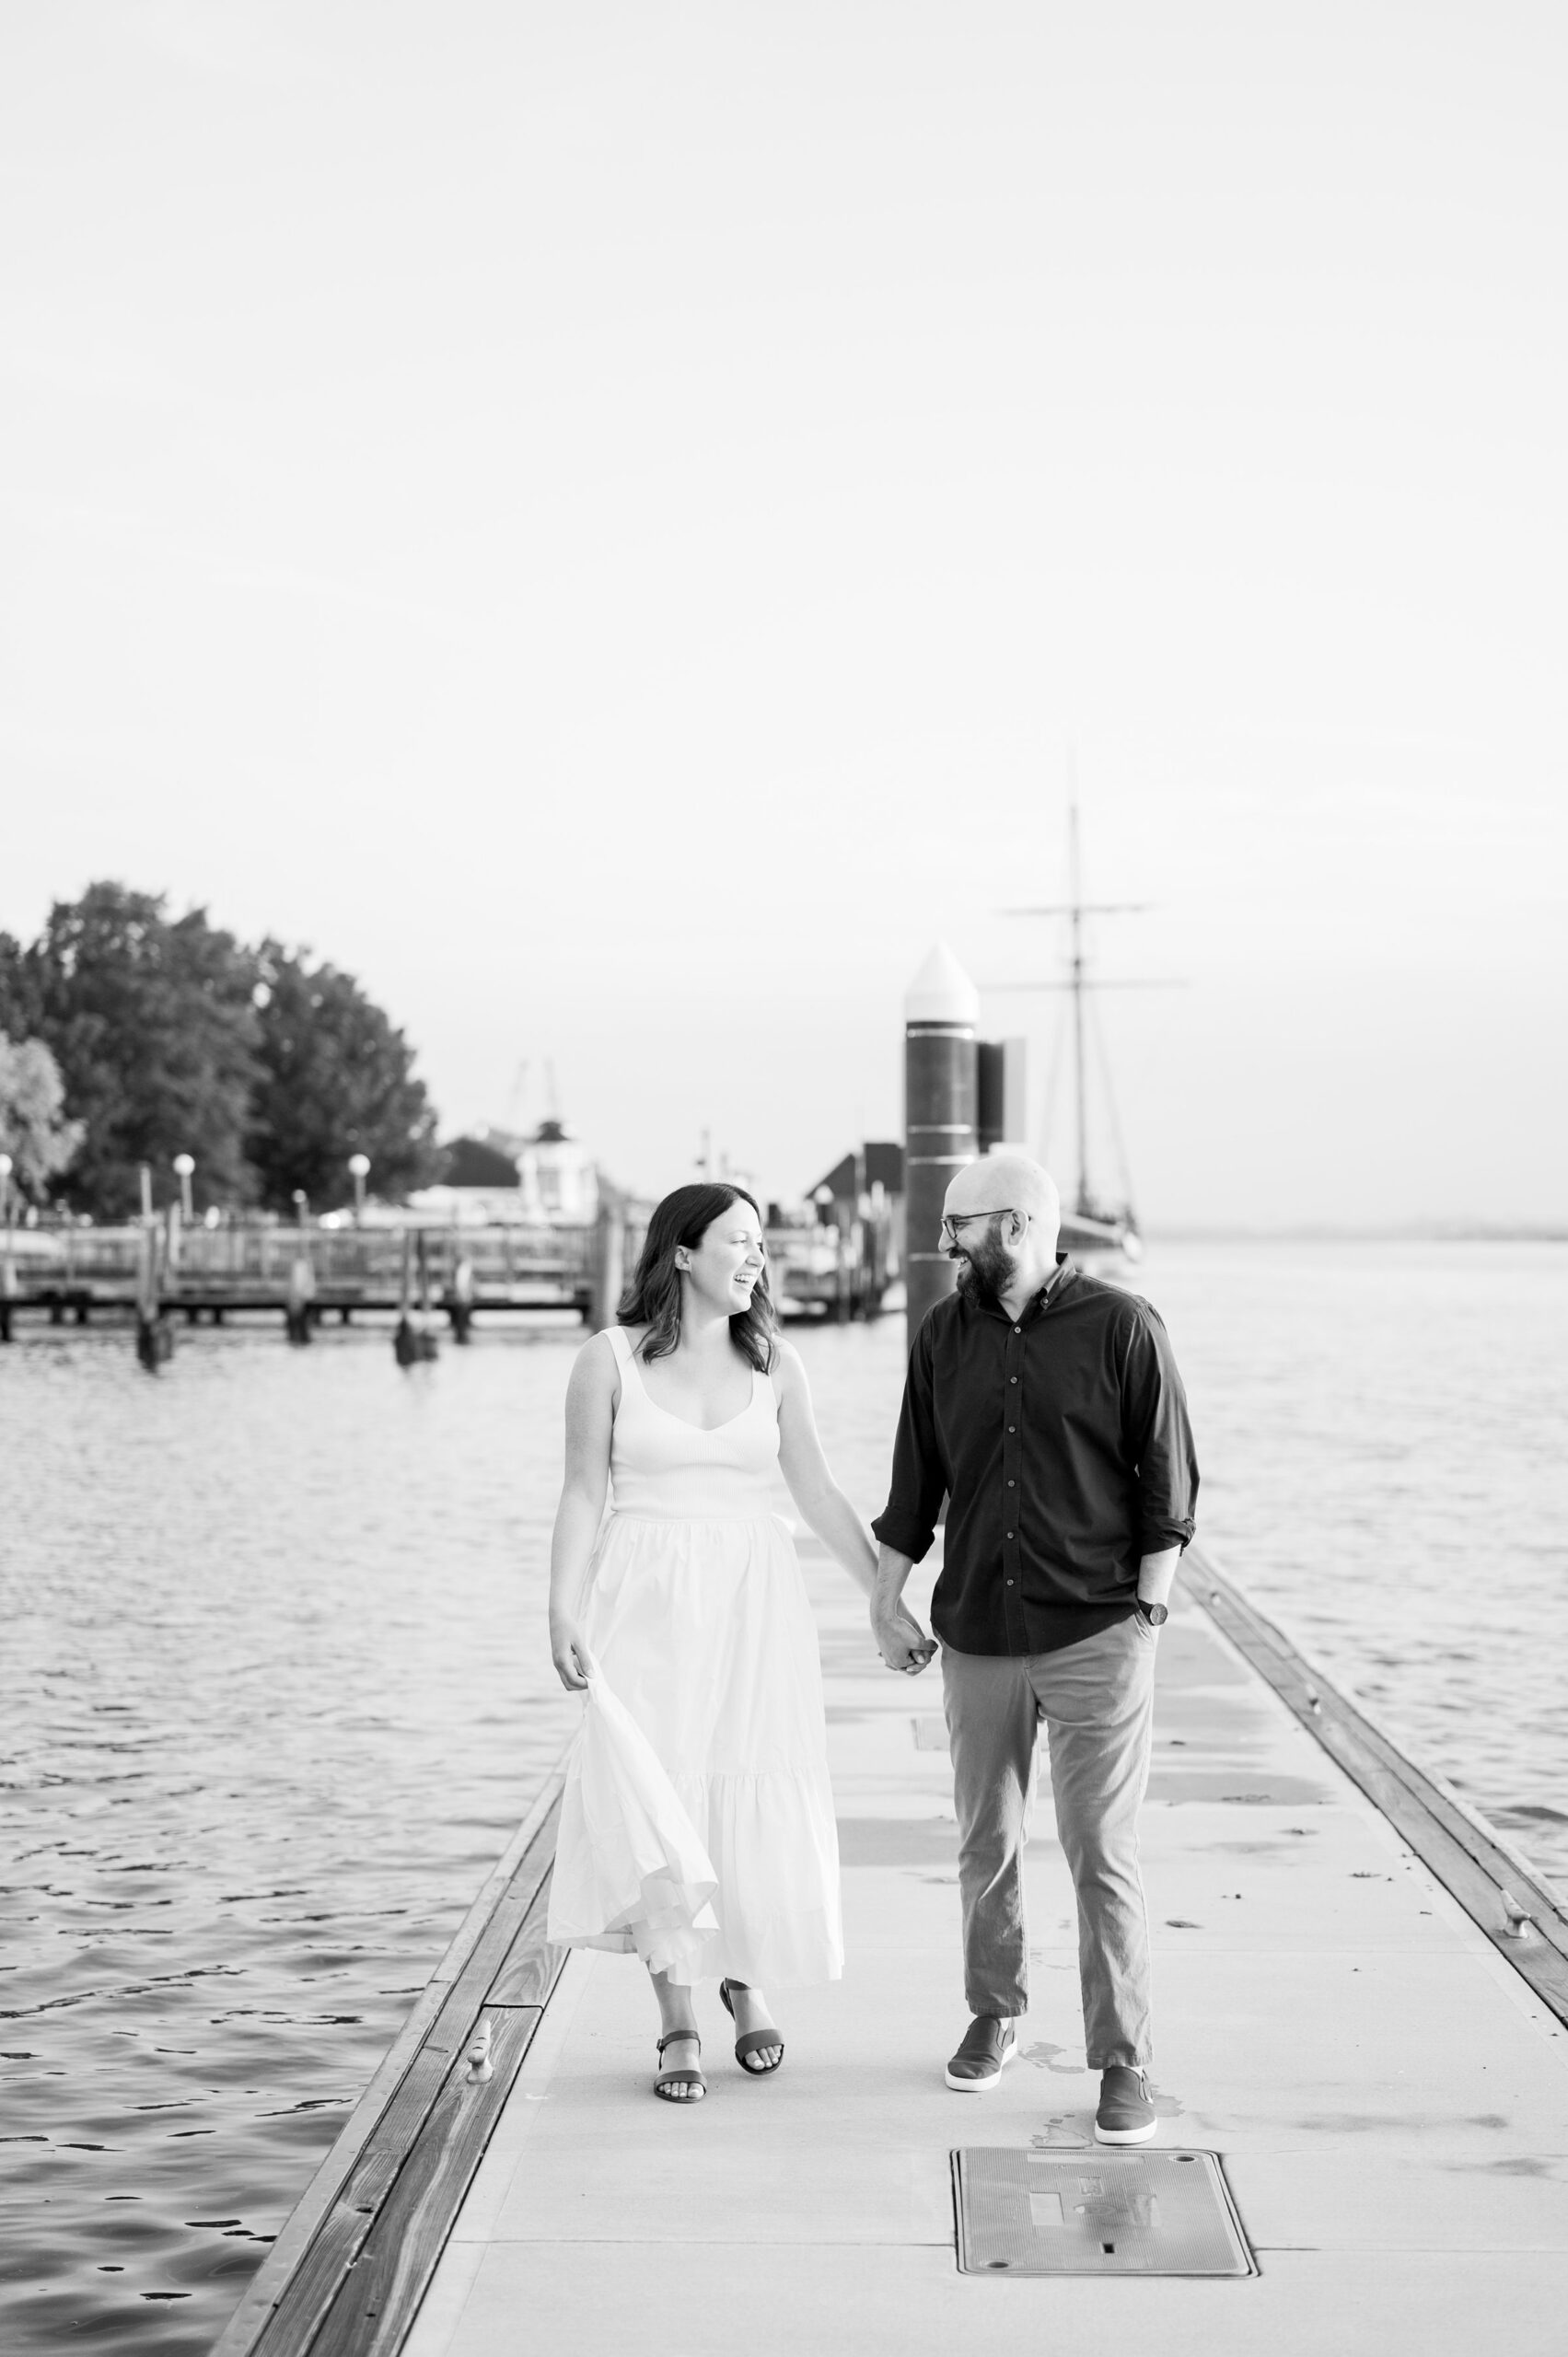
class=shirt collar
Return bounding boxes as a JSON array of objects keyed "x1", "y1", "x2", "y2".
[
  {"x1": 972, "y1": 1251, "x2": 1074, "y2": 1324},
  {"x1": 1032, "y1": 1251, "x2": 1074, "y2": 1315}
]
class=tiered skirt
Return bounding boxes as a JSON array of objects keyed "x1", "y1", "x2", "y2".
[{"x1": 547, "y1": 1512, "x2": 843, "y2": 1988}]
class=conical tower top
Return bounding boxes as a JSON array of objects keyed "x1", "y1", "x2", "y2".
[{"x1": 904, "y1": 941, "x2": 980, "y2": 1026}]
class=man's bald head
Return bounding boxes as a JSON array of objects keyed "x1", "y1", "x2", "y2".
[{"x1": 944, "y1": 1154, "x2": 1061, "y2": 1238}]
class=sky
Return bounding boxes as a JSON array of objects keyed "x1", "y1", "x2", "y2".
[{"x1": 2, "y1": 1, "x2": 1564, "y2": 1227}]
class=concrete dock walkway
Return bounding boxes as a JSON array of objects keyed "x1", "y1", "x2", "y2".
[{"x1": 395, "y1": 1538, "x2": 1568, "y2": 2357}]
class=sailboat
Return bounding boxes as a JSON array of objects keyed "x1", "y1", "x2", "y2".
[{"x1": 985, "y1": 795, "x2": 1163, "y2": 1266}]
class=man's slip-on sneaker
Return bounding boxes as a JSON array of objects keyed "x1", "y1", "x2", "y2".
[
  {"x1": 945, "y1": 2015, "x2": 1017, "y2": 2092},
  {"x1": 1094, "y1": 2064, "x2": 1157, "y2": 2143}
]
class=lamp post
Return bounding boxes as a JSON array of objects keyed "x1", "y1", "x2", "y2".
[
  {"x1": 291, "y1": 1189, "x2": 309, "y2": 1228},
  {"x1": 347, "y1": 1153, "x2": 370, "y2": 1225},
  {"x1": 172, "y1": 1153, "x2": 194, "y2": 1223}
]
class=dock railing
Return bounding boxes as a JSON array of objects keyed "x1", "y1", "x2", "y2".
[{"x1": 3, "y1": 1209, "x2": 892, "y2": 1324}]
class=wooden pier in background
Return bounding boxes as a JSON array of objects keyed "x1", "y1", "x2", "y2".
[
  {"x1": 0, "y1": 1210, "x2": 895, "y2": 1340},
  {"x1": 0, "y1": 1219, "x2": 610, "y2": 1330}
]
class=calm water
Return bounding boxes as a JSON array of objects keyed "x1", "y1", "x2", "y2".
[{"x1": 2, "y1": 1241, "x2": 1564, "y2": 2351}]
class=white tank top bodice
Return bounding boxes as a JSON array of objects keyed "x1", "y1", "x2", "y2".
[{"x1": 603, "y1": 1325, "x2": 781, "y2": 1521}]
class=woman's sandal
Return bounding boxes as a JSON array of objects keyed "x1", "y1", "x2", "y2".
[
  {"x1": 654, "y1": 2030, "x2": 705, "y2": 2103},
  {"x1": 719, "y1": 1979, "x2": 784, "y2": 2076}
]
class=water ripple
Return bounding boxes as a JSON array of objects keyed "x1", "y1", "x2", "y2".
[
  {"x1": 3, "y1": 1244, "x2": 1564, "y2": 2351},
  {"x1": 1, "y1": 1321, "x2": 581, "y2": 2353}
]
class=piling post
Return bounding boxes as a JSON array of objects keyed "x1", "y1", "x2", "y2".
[
  {"x1": 134, "y1": 1213, "x2": 173, "y2": 1371},
  {"x1": 903, "y1": 942, "x2": 979, "y2": 1336},
  {"x1": 587, "y1": 1199, "x2": 624, "y2": 1331},
  {"x1": 285, "y1": 1194, "x2": 315, "y2": 1345},
  {"x1": 0, "y1": 1154, "x2": 14, "y2": 1342},
  {"x1": 395, "y1": 1228, "x2": 416, "y2": 1364},
  {"x1": 396, "y1": 1228, "x2": 439, "y2": 1365},
  {"x1": 447, "y1": 1237, "x2": 475, "y2": 1342}
]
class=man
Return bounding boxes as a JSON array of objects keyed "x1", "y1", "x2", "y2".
[{"x1": 870, "y1": 1154, "x2": 1197, "y2": 2145}]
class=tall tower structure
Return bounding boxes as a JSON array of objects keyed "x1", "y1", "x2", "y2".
[{"x1": 903, "y1": 943, "x2": 979, "y2": 1335}]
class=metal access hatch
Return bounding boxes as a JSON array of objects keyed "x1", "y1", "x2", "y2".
[{"x1": 953, "y1": 2148, "x2": 1255, "y2": 2277}]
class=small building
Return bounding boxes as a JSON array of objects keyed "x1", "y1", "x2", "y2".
[
  {"x1": 807, "y1": 1142, "x2": 904, "y2": 1208},
  {"x1": 409, "y1": 1120, "x2": 601, "y2": 1226}
]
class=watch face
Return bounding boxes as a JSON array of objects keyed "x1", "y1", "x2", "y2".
[{"x1": 1144, "y1": 1602, "x2": 1168, "y2": 1626}]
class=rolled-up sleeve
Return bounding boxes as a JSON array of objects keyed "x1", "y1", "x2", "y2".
[
  {"x1": 871, "y1": 1318, "x2": 948, "y2": 1562},
  {"x1": 1121, "y1": 1304, "x2": 1199, "y2": 1555}
]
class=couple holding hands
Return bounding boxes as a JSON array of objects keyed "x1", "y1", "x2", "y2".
[{"x1": 546, "y1": 1153, "x2": 1197, "y2": 2146}]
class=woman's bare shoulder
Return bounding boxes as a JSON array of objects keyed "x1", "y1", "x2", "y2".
[{"x1": 569, "y1": 1329, "x2": 621, "y2": 1391}]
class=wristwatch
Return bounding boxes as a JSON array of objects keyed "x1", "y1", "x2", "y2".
[{"x1": 1135, "y1": 1599, "x2": 1168, "y2": 1627}]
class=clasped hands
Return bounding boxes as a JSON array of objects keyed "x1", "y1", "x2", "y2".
[{"x1": 871, "y1": 1602, "x2": 936, "y2": 1677}]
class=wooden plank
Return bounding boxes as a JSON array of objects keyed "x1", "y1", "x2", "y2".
[
  {"x1": 422, "y1": 1810, "x2": 561, "y2": 2058},
  {"x1": 1191, "y1": 1547, "x2": 1568, "y2": 2021},
  {"x1": 307, "y1": 2004, "x2": 542, "y2": 2357},
  {"x1": 340, "y1": 2045, "x2": 459, "y2": 2212},
  {"x1": 1196, "y1": 1558, "x2": 1568, "y2": 1940},
  {"x1": 212, "y1": 1771, "x2": 565, "y2": 2357},
  {"x1": 209, "y1": 1974, "x2": 450, "y2": 2357},
  {"x1": 487, "y1": 1864, "x2": 567, "y2": 2009},
  {"x1": 243, "y1": 2201, "x2": 377, "y2": 2357}
]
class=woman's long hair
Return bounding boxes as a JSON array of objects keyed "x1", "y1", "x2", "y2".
[{"x1": 618, "y1": 1182, "x2": 777, "y2": 1371}]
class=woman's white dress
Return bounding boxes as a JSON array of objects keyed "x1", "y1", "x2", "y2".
[{"x1": 547, "y1": 1326, "x2": 842, "y2": 1988}]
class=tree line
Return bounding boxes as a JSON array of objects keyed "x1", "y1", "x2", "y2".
[{"x1": 0, "y1": 883, "x2": 442, "y2": 1219}]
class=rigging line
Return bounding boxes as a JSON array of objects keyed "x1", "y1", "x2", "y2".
[
  {"x1": 979, "y1": 978, "x2": 1185, "y2": 992},
  {"x1": 1087, "y1": 987, "x2": 1137, "y2": 1217}
]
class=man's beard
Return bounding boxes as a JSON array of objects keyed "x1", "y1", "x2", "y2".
[{"x1": 953, "y1": 1231, "x2": 1015, "y2": 1306}]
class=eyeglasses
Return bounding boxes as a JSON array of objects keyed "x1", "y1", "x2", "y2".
[{"x1": 939, "y1": 1208, "x2": 1023, "y2": 1245}]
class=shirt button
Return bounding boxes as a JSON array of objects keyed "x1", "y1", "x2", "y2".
[
  {"x1": 1005, "y1": 1578, "x2": 1014, "y2": 1585},
  {"x1": 1013, "y1": 1325, "x2": 1020, "y2": 1333},
  {"x1": 1009, "y1": 1376, "x2": 1017, "y2": 1386},
  {"x1": 1006, "y1": 1479, "x2": 1016, "y2": 1487},
  {"x1": 1005, "y1": 1530, "x2": 1014, "y2": 1539},
  {"x1": 1008, "y1": 1425, "x2": 1016, "y2": 1434}
]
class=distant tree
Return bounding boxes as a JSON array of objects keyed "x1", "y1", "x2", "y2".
[
  {"x1": 246, "y1": 945, "x2": 441, "y2": 1212},
  {"x1": 20, "y1": 883, "x2": 262, "y2": 1217},
  {"x1": 0, "y1": 1034, "x2": 85, "y2": 1199},
  {"x1": 0, "y1": 931, "x2": 41, "y2": 1041}
]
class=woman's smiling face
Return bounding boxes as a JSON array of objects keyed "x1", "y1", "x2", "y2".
[{"x1": 682, "y1": 1199, "x2": 767, "y2": 1314}]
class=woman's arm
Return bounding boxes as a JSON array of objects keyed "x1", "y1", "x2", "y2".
[
  {"x1": 548, "y1": 1333, "x2": 617, "y2": 1689},
  {"x1": 772, "y1": 1342, "x2": 878, "y2": 1596}
]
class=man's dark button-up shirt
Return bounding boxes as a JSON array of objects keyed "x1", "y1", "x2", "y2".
[{"x1": 872, "y1": 1257, "x2": 1200, "y2": 1656}]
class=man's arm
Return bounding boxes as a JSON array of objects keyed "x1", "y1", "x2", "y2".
[
  {"x1": 1121, "y1": 1305, "x2": 1199, "y2": 1562},
  {"x1": 869, "y1": 1321, "x2": 946, "y2": 1673},
  {"x1": 871, "y1": 1542, "x2": 936, "y2": 1674},
  {"x1": 1136, "y1": 1543, "x2": 1181, "y2": 1613}
]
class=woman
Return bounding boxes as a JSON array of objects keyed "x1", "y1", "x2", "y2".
[{"x1": 546, "y1": 1182, "x2": 877, "y2": 2102}]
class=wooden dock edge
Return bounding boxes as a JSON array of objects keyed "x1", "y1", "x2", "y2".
[
  {"x1": 212, "y1": 1762, "x2": 571, "y2": 2357},
  {"x1": 1190, "y1": 1542, "x2": 1568, "y2": 2020},
  {"x1": 214, "y1": 1555, "x2": 1568, "y2": 2357}
]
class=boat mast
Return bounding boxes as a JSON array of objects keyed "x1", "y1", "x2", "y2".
[
  {"x1": 1067, "y1": 794, "x2": 1091, "y2": 1216},
  {"x1": 983, "y1": 774, "x2": 1171, "y2": 1230}
]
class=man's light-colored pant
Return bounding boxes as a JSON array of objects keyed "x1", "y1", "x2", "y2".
[{"x1": 942, "y1": 1615, "x2": 1157, "y2": 2070}]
